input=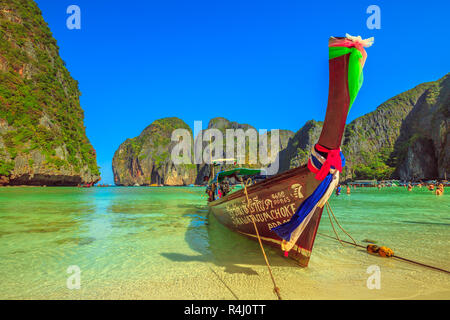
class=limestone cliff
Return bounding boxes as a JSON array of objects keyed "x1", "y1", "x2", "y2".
[
  {"x1": 278, "y1": 73, "x2": 450, "y2": 181},
  {"x1": 341, "y1": 73, "x2": 449, "y2": 180},
  {"x1": 194, "y1": 117, "x2": 293, "y2": 184},
  {"x1": 112, "y1": 73, "x2": 449, "y2": 185},
  {"x1": 393, "y1": 74, "x2": 449, "y2": 180},
  {"x1": 112, "y1": 117, "x2": 294, "y2": 186},
  {"x1": 278, "y1": 120, "x2": 323, "y2": 173},
  {"x1": 112, "y1": 117, "x2": 197, "y2": 186},
  {"x1": 0, "y1": 0, "x2": 100, "y2": 186}
]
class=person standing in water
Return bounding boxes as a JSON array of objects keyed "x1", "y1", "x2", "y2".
[
  {"x1": 346, "y1": 185, "x2": 351, "y2": 194},
  {"x1": 336, "y1": 184, "x2": 341, "y2": 196},
  {"x1": 435, "y1": 183, "x2": 444, "y2": 196}
]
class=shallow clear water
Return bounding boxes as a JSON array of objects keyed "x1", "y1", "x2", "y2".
[{"x1": 0, "y1": 186, "x2": 449, "y2": 299}]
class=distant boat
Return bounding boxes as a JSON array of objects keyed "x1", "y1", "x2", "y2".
[
  {"x1": 78, "y1": 183, "x2": 93, "y2": 188},
  {"x1": 206, "y1": 35, "x2": 373, "y2": 267}
]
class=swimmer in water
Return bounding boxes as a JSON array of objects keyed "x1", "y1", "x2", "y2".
[
  {"x1": 435, "y1": 183, "x2": 444, "y2": 196},
  {"x1": 336, "y1": 184, "x2": 341, "y2": 196},
  {"x1": 408, "y1": 183, "x2": 413, "y2": 192}
]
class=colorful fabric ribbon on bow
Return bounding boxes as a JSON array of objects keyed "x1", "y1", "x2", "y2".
[
  {"x1": 272, "y1": 145, "x2": 345, "y2": 246},
  {"x1": 307, "y1": 144, "x2": 344, "y2": 181}
]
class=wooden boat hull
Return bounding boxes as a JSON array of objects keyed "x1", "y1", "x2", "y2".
[
  {"x1": 208, "y1": 36, "x2": 372, "y2": 267},
  {"x1": 208, "y1": 164, "x2": 324, "y2": 267}
]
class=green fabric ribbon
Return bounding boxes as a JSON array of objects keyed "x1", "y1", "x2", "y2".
[{"x1": 329, "y1": 46, "x2": 364, "y2": 111}]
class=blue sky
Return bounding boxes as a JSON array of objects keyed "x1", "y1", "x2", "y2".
[{"x1": 34, "y1": 0, "x2": 449, "y2": 184}]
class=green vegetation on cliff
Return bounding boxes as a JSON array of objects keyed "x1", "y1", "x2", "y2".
[
  {"x1": 341, "y1": 73, "x2": 449, "y2": 180},
  {"x1": 280, "y1": 73, "x2": 449, "y2": 181},
  {"x1": 113, "y1": 117, "x2": 196, "y2": 186},
  {"x1": 278, "y1": 120, "x2": 323, "y2": 172},
  {"x1": 117, "y1": 117, "x2": 191, "y2": 164},
  {"x1": 113, "y1": 117, "x2": 294, "y2": 186},
  {"x1": 0, "y1": 0, "x2": 99, "y2": 183},
  {"x1": 351, "y1": 148, "x2": 395, "y2": 180}
]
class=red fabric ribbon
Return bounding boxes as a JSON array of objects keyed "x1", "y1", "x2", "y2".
[{"x1": 311, "y1": 144, "x2": 343, "y2": 181}]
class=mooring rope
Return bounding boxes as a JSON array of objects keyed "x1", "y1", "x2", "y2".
[
  {"x1": 325, "y1": 202, "x2": 344, "y2": 247},
  {"x1": 326, "y1": 201, "x2": 357, "y2": 246},
  {"x1": 319, "y1": 202, "x2": 450, "y2": 276},
  {"x1": 241, "y1": 178, "x2": 283, "y2": 300}
]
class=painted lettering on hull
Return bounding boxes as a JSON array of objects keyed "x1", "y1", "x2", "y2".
[{"x1": 222, "y1": 183, "x2": 304, "y2": 228}]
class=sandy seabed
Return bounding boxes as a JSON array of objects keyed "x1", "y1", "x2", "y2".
[{"x1": 18, "y1": 244, "x2": 450, "y2": 300}]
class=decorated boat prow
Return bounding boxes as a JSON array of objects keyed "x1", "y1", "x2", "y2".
[{"x1": 207, "y1": 34, "x2": 373, "y2": 267}]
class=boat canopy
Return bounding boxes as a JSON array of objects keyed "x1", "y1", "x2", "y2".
[{"x1": 213, "y1": 168, "x2": 263, "y2": 183}]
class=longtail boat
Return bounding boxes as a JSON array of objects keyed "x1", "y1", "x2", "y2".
[{"x1": 207, "y1": 34, "x2": 373, "y2": 267}]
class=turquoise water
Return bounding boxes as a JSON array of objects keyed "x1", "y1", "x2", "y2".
[{"x1": 0, "y1": 186, "x2": 449, "y2": 299}]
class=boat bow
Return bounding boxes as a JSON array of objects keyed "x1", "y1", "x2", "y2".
[{"x1": 208, "y1": 34, "x2": 372, "y2": 266}]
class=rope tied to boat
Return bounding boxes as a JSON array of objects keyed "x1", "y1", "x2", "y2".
[
  {"x1": 320, "y1": 202, "x2": 450, "y2": 275},
  {"x1": 241, "y1": 177, "x2": 282, "y2": 300},
  {"x1": 325, "y1": 201, "x2": 357, "y2": 247}
]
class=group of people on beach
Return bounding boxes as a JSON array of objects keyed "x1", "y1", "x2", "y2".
[
  {"x1": 206, "y1": 179, "x2": 231, "y2": 202},
  {"x1": 422, "y1": 182, "x2": 445, "y2": 195},
  {"x1": 207, "y1": 176, "x2": 446, "y2": 201},
  {"x1": 335, "y1": 181, "x2": 446, "y2": 196},
  {"x1": 404, "y1": 182, "x2": 445, "y2": 195},
  {"x1": 335, "y1": 184, "x2": 352, "y2": 196}
]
